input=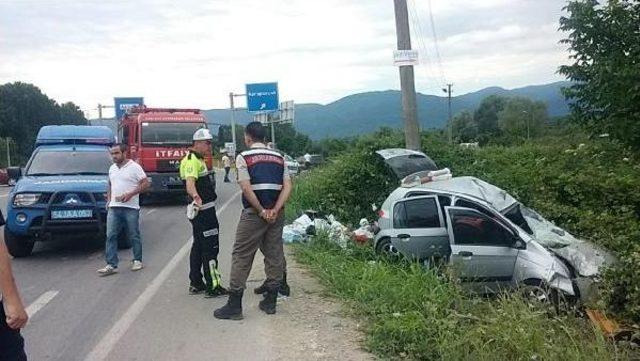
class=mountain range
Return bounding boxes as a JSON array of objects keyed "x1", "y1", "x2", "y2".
[
  {"x1": 91, "y1": 81, "x2": 571, "y2": 140},
  {"x1": 203, "y1": 81, "x2": 571, "y2": 140}
]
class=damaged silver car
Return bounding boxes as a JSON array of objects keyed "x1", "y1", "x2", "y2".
[{"x1": 374, "y1": 175, "x2": 616, "y2": 306}]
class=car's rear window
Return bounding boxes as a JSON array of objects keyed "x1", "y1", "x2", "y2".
[{"x1": 385, "y1": 155, "x2": 438, "y2": 179}]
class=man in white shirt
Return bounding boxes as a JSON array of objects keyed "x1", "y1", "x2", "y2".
[
  {"x1": 221, "y1": 153, "x2": 231, "y2": 183},
  {"x1": 98, "y1": 144, "x2": 150, "y2": 276}
]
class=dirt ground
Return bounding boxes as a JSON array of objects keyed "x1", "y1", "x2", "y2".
[{"x1": 255, "y1": 246, "x2": 374, "y2": 361}]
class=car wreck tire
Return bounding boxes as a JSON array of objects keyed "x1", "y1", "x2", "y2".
[
  {"x1": 519, "y1": 280, "x2": 571, "y2": 315},
  {"x1": 376, "y1": 238, "x2": 401, "y2": 261},
  {"x1": 4, "y1": 229, "x2": 35, "y2": 257}
]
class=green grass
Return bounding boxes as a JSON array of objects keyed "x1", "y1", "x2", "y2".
[{"x1": 295, "y1": 236, "x2": 631, "y2": 360}]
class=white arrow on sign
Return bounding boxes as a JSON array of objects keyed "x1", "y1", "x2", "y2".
[{"x1": 260, "y1": 103, "x2": 266, "y2": 110}]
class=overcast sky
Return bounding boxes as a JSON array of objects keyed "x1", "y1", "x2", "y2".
[{"x1": 0, "y1": 0, "x2": 570, "y2": 118}]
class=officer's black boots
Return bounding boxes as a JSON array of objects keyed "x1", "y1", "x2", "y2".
[
  {"x1": 213, "y1": 290, "x2": 243, "y2": 320},
  {"x1": 254, "y1": 272, "x2": 291, "y2": 297},
  {"x1": 259, "y1": 289, "x2": 278, "y2": 315},
  {"x1": 279, "y1": 272, "x2": 291, "y2": 297}
]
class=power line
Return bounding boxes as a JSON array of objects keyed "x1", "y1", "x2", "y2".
[
  {"x1": 407, "y1": 0, "x2": 443, "y2": 95},
  {"x1": 426, "y1": 0, "x2": 447, "y2": 84}
]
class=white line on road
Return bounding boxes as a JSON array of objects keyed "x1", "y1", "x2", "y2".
[
  {"x1": 26, "y1": 290, "x2": 59, "y2": 318},
  {"x1": 144, "y1": 208, "x2": 157, "y2": 216},
  {"x1": 85, "y1": 192, "x2": 241, "y2": 361}
]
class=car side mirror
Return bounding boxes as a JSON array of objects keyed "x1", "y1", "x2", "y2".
[
  {"x1": 513, "y1": 238, "x2": 526, "y2": 250},
  {"x1": 7, "y1": 167, "x2": 22, "y2": 181}
]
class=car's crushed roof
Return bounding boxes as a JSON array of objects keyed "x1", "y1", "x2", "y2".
[{"x1": 417, "y1": 176, "x2": 518, "y2": 212}]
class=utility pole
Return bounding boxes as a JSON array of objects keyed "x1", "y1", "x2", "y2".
[
  {"x1": 442, "y1": 84, "x2": 453, "y2": 144},
  {"x1": 393, "y1": 0, "x2": 421, "y2": 151},
  {"x1": 97, "y1": 103, "x2": 114, "y2": 119},
  {"x1": 229, "y1": 92, "x2": 237, "y2": 152},
  {"x1": 5, "y1": 138, "x2": 10, "y2": 168},
  {"x1": 270, "y1": 115, "x2": 276, "y2": 150}
]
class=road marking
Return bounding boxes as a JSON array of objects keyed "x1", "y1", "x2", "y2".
[
  {"x1": 0, "y1": 194, "x2": 9, "y2": 199},
  {"x1": 26, "y1": 290, "x2": 59, "y2": 318},
  {"x1": 85, "y1": 191, "x2": 241, "y2": 361},
  {"x1": 144, "y1": 208, "x2": 157, "y2": 216}
]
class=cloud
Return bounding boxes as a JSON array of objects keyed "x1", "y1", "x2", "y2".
[{"x1": 0, "y1": 0, "x2": 570, "y2": 118}]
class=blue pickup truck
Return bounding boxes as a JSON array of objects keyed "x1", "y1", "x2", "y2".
[{"x1": 4, "y1": 126, "x2": 124, "y2": 257}]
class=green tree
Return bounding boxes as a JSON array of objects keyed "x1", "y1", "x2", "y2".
[
  {"x1": 271, "y1": 123, "x2": 311, "y2": 156},
  {"x1": 474, "y1": 95, "x2": 508, "y2": 138},
  {"x1": 559, "y1": 0, "x2": 640, "y2": 149},
  {"x1": 497, "y1": 97, "x2": 548, "y2": 140},
  {"x1": 451, "y1": 110, "x2": 478, "y2": 142},
  {"x1": 0, "y1": 82, "x2": 87, "y2": 163}
]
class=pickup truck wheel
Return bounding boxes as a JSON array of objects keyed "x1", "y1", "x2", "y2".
[{"x1": 4, "y1": 229, "x2": 34, "y2": 257}]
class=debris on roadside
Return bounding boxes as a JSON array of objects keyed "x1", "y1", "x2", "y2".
[
  {"x1": 353, "y1": 218, "x2": 376, "y2": 245},
  {"x1": 282, "y1": 211, "x2": 376, "y2": 249}
]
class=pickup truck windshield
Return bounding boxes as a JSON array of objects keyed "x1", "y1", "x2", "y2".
[
  {"x1": 141, "y1": 122, "x2": 205, "y2": 146},
  {"x1": 27, "y1": 150, "x2": 112, "y2": 176}
]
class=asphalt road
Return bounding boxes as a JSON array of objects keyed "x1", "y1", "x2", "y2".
[{"x1": 1, "y1": 173, "x2": 263, "y2": 360}]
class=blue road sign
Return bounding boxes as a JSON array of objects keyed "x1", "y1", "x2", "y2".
[
  {"x1": 245, "y1": 83, "x2": 279, "y2": 112},
  {"x1": 114, "y1": 97, "x2": 144, "y2": 120}
]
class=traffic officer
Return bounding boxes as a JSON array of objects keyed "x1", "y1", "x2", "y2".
[
  {"x1": 214, "y1": 121, "x2": 292, "y2": 320},
  {"x1": 180, "y1": 128, "x2": 228, "y2": 298}
]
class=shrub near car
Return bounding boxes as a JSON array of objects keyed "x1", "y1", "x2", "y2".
[{"x1": 4, "y1": 126, "x2": 116, "y2": 257}]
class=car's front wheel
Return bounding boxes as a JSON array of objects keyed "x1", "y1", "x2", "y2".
[{"x1": 4, "y1": 229, "x2": 35, "y2": 257}]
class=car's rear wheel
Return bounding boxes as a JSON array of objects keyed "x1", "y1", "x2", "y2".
[
  {"x1": 375, "y1": 237, "x2": 401, "y2": 260},
  {"x1": 4, "y1": 229, "x2": 35, "y2": 257}
]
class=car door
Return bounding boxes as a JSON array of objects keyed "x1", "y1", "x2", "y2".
[
  {"x1": 390, "y1": 195, "x2": 451, "y2": 261},
  {"x1": 445, "y1": 206, "x2": 520, "y2": 293}
]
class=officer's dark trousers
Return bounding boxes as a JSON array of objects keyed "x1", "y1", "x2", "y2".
[
  {"x1": 189, "y1": 207, "x2": 221, "y2": 291},
  {"x1": 0, "y1": 301, "x2": 27, "y2": 361}
]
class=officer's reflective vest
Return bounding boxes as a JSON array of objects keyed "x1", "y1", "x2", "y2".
[
  {"x1": 179, "y1": 151, "x2": 217, "y2": 204},
  {"x1": 239, "y1": 148, "x2": 284, "y2": 209}
]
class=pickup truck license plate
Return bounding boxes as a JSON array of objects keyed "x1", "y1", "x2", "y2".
[{"x1": 51, "y1": 209, "x2": 93, "y2": 220}]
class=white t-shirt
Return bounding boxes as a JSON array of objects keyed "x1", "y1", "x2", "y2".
[
  {"x1": 222, "y1": 155, "x2": 231, "y2": 168},
  {"x1": 109, "y1": 160, "x2": 147, "y2": 209}
]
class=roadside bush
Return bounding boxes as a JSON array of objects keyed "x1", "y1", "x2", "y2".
[{"x1": 295, "y1": 237, "x2": 627, "y2": 360}]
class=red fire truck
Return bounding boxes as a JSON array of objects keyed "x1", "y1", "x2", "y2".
[{"x1": 118, "y1": 107, "x2": 212, "y2": 196}]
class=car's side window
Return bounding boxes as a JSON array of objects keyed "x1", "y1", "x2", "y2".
[
  {"x1": 449, "y1": 208, "x2": 513, "y2": 247},
  {"x1": 393, "y1": 202, "x2": 407, "y2": 228},
  {"x1": 393, "y1": 197, "x2": 441, "y2": 228}
]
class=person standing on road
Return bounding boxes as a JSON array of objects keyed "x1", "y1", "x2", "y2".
[
  {"x1": 214, "y1": 121, "x2": 292, "y2": 320},
  {"x1": 0, "y1": 211, "x2": 28, "y2": 361},
  {"x1": 180, "y1": 129, "x2": 228, "y2": 298},
  {"x1": 222, "y1": 153, "x2": 231, "y2": 183},
  {"x1": 98, "y1": 144, "x2": 150, "y2": 276}
]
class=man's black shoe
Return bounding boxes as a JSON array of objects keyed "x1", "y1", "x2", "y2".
[
  {"x1": 189, "y1": 285, "x2": 206, "y2": 295},
  {"x1": 205, "y1": 286, "x2": 229, "y2": 298},
  {"x1": 214, "y1": 290, "x2": 243, "y2": 320},
  {"x1": 259, "y1": 290, "x2": 277, "y2": 315}
]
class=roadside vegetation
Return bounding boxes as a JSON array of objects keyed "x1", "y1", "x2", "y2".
[
  {"x1": 289, "y1": 128, "x2": 639, "y2": 359},
  {"x1": 295, "y1": 235, "x2": 627, "y2": 360}
]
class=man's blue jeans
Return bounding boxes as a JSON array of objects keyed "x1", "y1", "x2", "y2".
[{"x1": 105, "y1": 207, "x2": 142, "y2": 268}]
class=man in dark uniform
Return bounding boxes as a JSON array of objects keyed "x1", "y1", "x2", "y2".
[
  {"x1": 0, "y1": 210, "x2": 28, "y2": 361},
  {"x1": 180, "y1": 128, "x2": 227, "y2": 298},
  {"x1": 214, "y1": 122, "x2": 292, "y2": 320}
]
